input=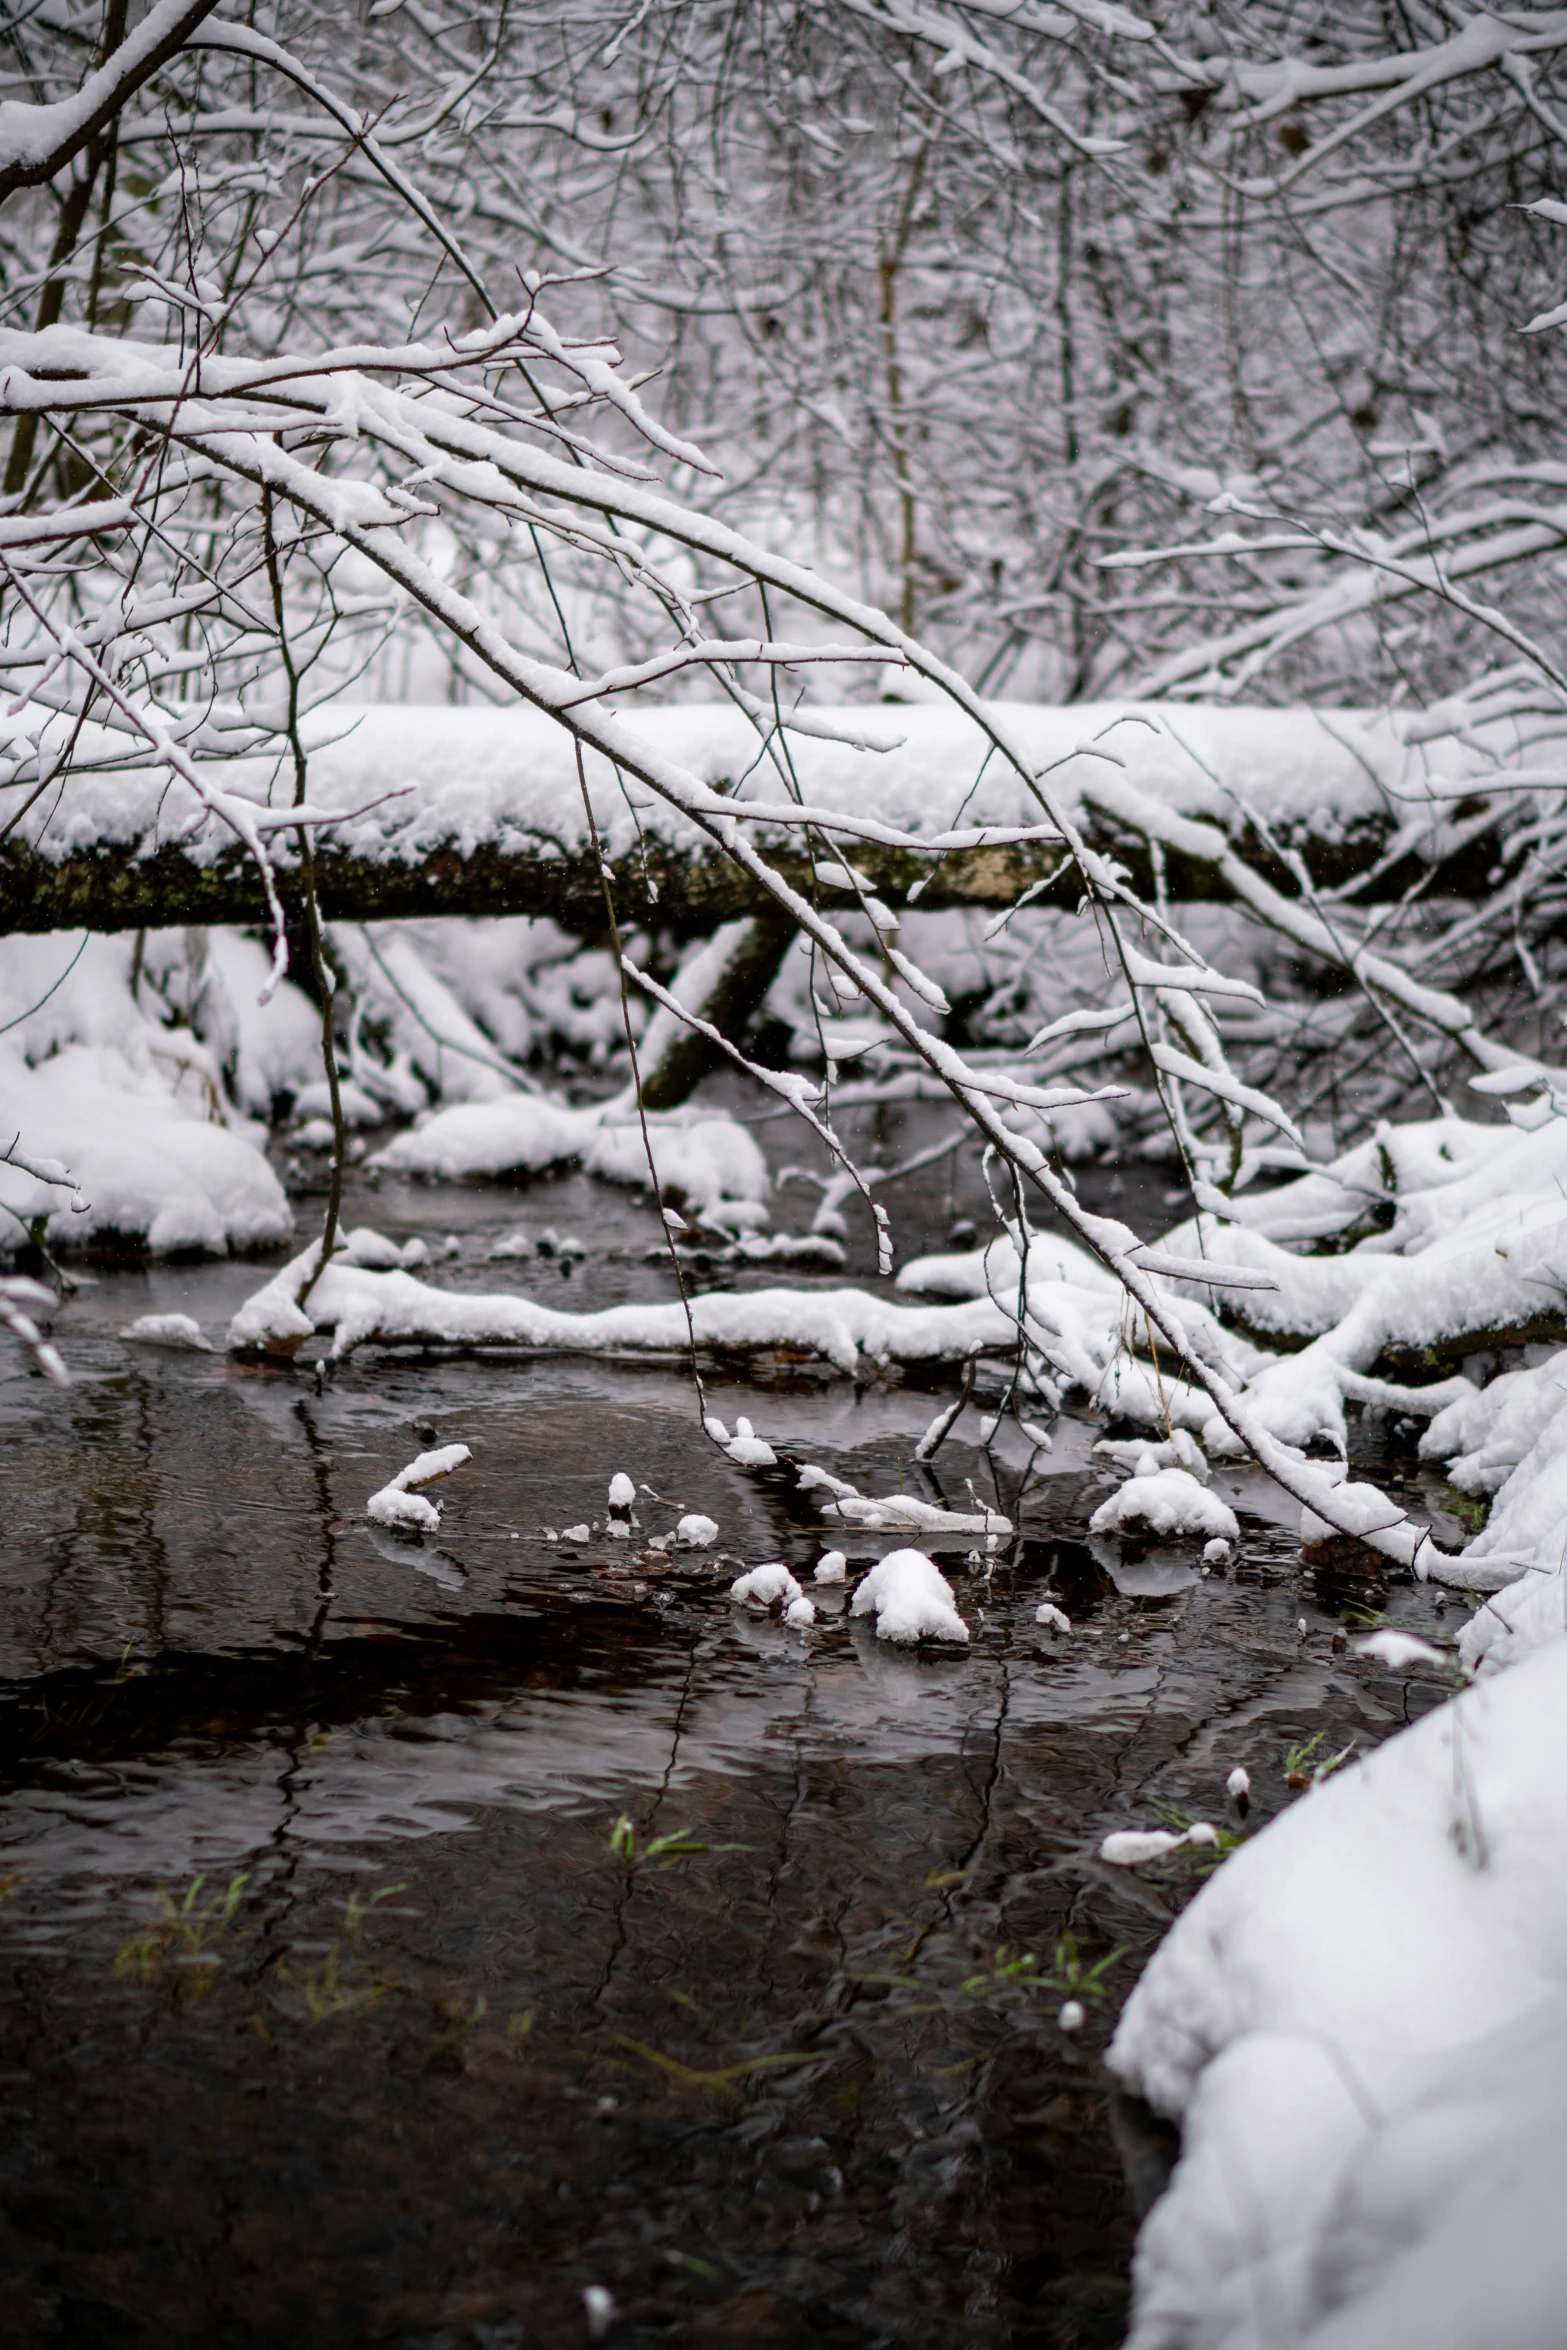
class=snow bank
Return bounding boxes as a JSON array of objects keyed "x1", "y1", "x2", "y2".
[
  {"x1": 850, "y1": 1548, "x2": 969, "y2": 1645},
  {"x1": 1090, "y1": 1466, "x2": 1240, "y2": 1546},
  {"x1": 371, "y1": 1092, "x2": 769, "y2": 1227},
  {"x1": 1109, "y1": 1640, "x2": 1567, "y2": 2350},
  {"x1": 1151, "y1": 1113, "x2": 1567, "y2": 1459},
  {"x1": 0, "y1": 931, "x2": 299, "y2": 1256},
  {"x1": 897, "y1": 1227, "x2": 1264, "y2": 1434}
]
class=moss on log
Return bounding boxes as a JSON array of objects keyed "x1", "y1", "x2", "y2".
[{"x1": 0, "y1": 808, "x2": 1505, "y2": 937}]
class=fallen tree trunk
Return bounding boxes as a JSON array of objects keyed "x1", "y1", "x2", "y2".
[
  {"x1": 636, "y1": 914, "x2": 798, "y2": 1109},
  {"x1": 0, "y1": 698, "x2": 1524, "y2": 935}
]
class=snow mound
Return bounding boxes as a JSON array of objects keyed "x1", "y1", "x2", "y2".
[
  {"x1": 722, "y1": 1415, "x2": 777, "y2": 1467},
  {"x1": 366, "y1": 1442, "x2": 472, "y2": 1534},
  {"x1": 850, "y1": 1548, "x2": 969, "y2": 1645},
  {"x1": 1090, "y1": 1467, "x2": 1239, "y2": 1545},
  {"x1": 729, "y1": 1562, "x2": 803, "y2": 1612},
  {"x1": 1109, "y1": 1640, "x2": 1567, "y2": 2349},
  {"x1": 371, "y1": 1093, "x2": 769, "y2": 1227},
  {"x1": 1095, "y1": 1429, "x2": 1209, "y2": 1482},
  {"x1": 338, "y1": 1227, "x2": 430, "y2": 1272},
  {"x1": 0, "y1": 931, "x2": 299, "y2": 1256},
  {"x1": 120, "y1": 1313, "x2": 213, "y2": 1351},
  {"x1": 676, "y1": 1513, "x2": 718, "y2": 1548},
  {"x1": 814, "y1": 1551, "x2": 847, "y2": 1584}
]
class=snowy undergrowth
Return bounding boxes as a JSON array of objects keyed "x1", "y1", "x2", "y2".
[
  {"x1": 0, "y1": 921, "x2": 765, "y2": 1249},
  {"x1": 0, "y1": 932, "x2": 295, "y2": 1253}
]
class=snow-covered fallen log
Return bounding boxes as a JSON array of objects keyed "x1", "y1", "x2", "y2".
[
  {"x1": 0, "y1": 698, "x2": 1529, "y2": 935},
  {"x1": 1108, "y1": 1638, "x2": 1567, "y2": 2350},
  {"x1": 227, "y1": 1239, "x2": 1020, "y2": 1370}
]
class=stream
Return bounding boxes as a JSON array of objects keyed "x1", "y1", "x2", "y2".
[{"x1": 0, "y1": 1104, "x2": 1459, "y2": 2349}]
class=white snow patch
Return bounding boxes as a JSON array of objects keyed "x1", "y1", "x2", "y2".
[
  {"x1": 850, "y1": 1548, "x2": 969, "y2": 1645},
  {"x1": 372, "y1": 1092, "x2": 769, "y2": 1228},
  {"x1": 723, "y1": 1415, "x2": 777, "y2": 1467},
  {"x1": 729, "y1": 1562, "x2": 803, "y2": 1612},
  {"x1": 676, "y1": 1514, "x2": 718, "y2": 1548},
  {"x1": 366, "y1": 1442, "x2": 472, "y2": 1533},
  {"x1": 1356, "y1": 1629, "x2": 1449, "y2": 1672},
  {"x1": 813, "y1": 1551, "x2": 847, "y2": 1584},
  {"x1": 1100, "y1": 1830, "x2": 1188, "y2": 1867},
  {"x1": 120, "y1": 1313, "x2": 212, "y2": 1351},
  {"x1": 1109, "y1": 1641, "x2": 1567, "y2": 2350},
  {"x1": 1090, "y1": 1467, "x2": 1239, "y2": 1545}
]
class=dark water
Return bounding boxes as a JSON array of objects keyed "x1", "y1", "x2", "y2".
[{"x1": 0, "y1": 1112, "x2": 1459, "y2": 2349}]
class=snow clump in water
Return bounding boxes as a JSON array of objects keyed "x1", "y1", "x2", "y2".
[
  {"x1": 729, "y1": 1562, "x2": 803, "y2": 1612},
  {"x1": 850, "y1": 1548, "x2": 969, "y2": 1645},
  {"x1": 120, "y1": 1313, "x2": 213, "y2": 1351},
  {"x1": 813, "y1": 1550, "x2": 847, "y2": 1584},
  {"x1": 366, "y1": 1442, "x2": 472, "y2": 1534},
  {"x1": 676, "y1": 1513, "x2": 718, "y2": 1548},
  {"x1": 1090, "y1": 1463, "x2": 1240, "y2": 1546}
]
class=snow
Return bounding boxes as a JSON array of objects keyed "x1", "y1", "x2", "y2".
[
  {"x1": 813, "y1": 1551, "x2": 848, "y2": 1583},
  {"x1": 1147, "y1": 1113, "x2": 1567, "y2": 1466},
  {"x1": 338, "y1": 1227, "x2": 429, "y2": 1271},
  {"x1": 1096, "y1": 1429, "x2": 1209, "y2": 1481},
  {"x1": 1356, "y1": 1629, "x2": 1448, "y2": 1671},
  {"x1": 120, "y1": 1313, "x2": 212, "y2": 1351},
  {"x1": 1089, "y1": 1467, "x2": 1240, "y2": 1545},
  {"x1": 1109, "y1": 1641, "x2": 1567, "y2": 2350},
  {"x1": 676, "y1": 1513, "x2": 718, "y2": 1548},
  {"x1": 850, "y1": 1548, "x2": 969, "y2": 1645},
  {"x1": 226, "y1": 1243, "x2": 1041, "y2": 1375},
  {"x1": 784, "y1": 1596, "x2": 816, "y2": 1628},
  {"x1": 11, "y1": 701, "x2": 1525, "y2": 883},
  {"x1": 797, "y1": 1459, "x2": 1011, "y2": 1535},
  {"x1": 729, "y1": 1562, "x2": 803, "y2": 1611},
  {"x1": 1100, "y1": 1829, "x2": 1188, "y2": 1867},
  {"x1": 0, "y1": 933, "x2": 294, "y2": 1256},
  {"x1": 371, "y1": 1093, "x2": 770, "y2": 1227},
  {"x1": 1226, "y1": 1766, "x2": 1250, "y2": 1804},
  {"x1": 818, "y1": 1490, "x2": 1011, "y2": 1535},
  {"x1": 607, "y1": 1472, "x2": 636, "y2": 1508},
  {"x1": 1035, "y1": 1602, "x2": 1072, "y2": 1633},
  {"x1": 723, "y1": 1416, "x2": 777, "y2": 1467},
  {"x1": 366, "y1": 1442, "x2": 472, "y2": 1533}
]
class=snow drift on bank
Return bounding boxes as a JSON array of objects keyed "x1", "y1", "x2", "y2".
[{"x1": 1109, "y1": 1639, "x2": 1567, "y2": 2350}]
